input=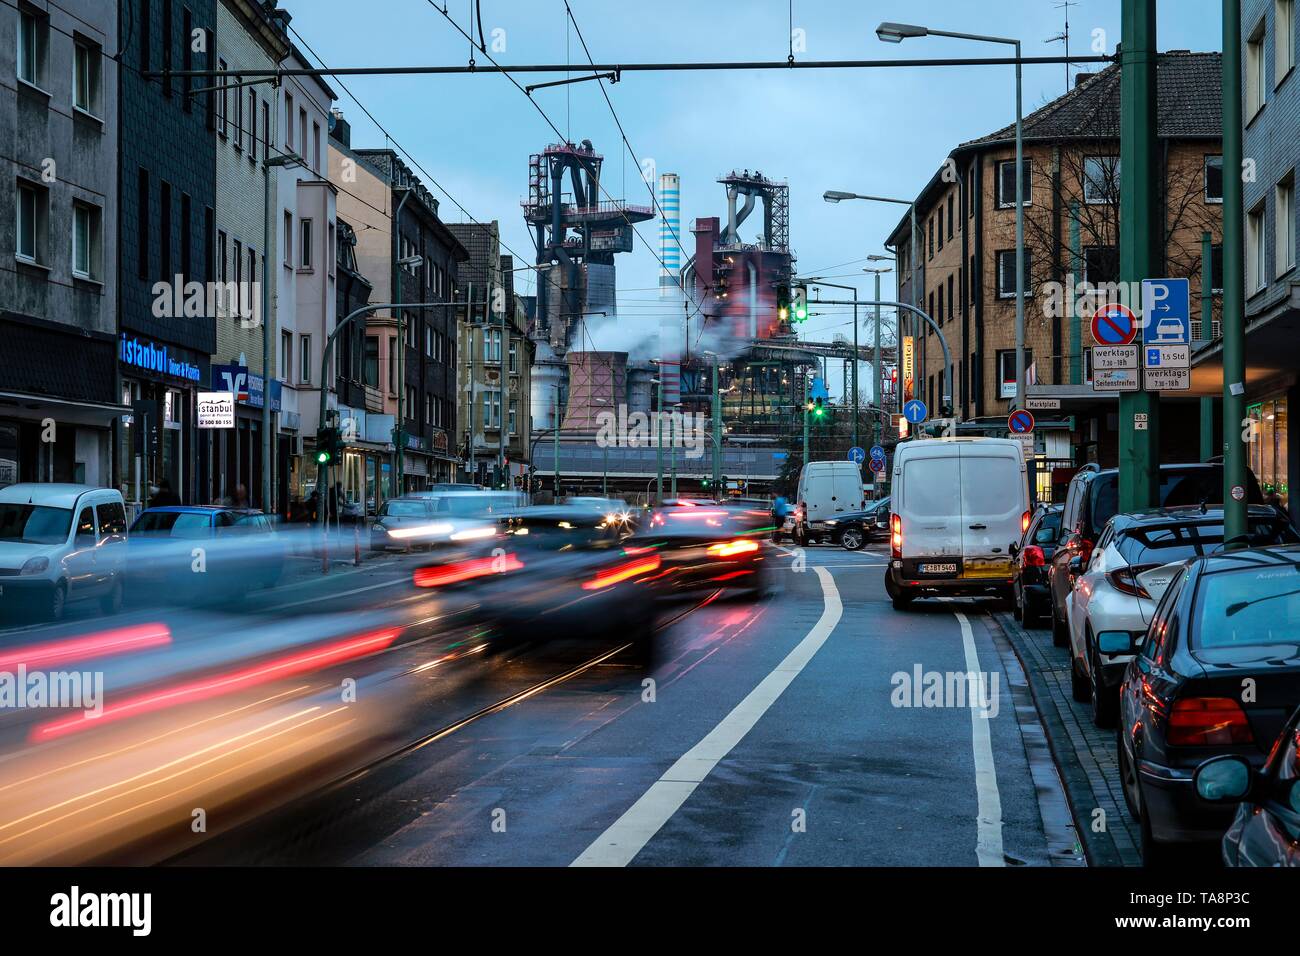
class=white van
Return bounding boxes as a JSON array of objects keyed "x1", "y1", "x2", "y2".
[
  {"x1": 884, "y1": 438, "x2": 1029, "y2": 609},
  {"x1": 0, "y1": 484, "x2": 130, "y2": 621},
  {"x1": 795, "y1": 461, "x2": 866, "y2": 545}
]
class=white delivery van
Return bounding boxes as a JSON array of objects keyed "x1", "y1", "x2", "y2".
[
  {"x1": 884, "y1": 438, "x2": 1029, "y2": 609},
  {"x1": 795, "y1": 461, "x2": 866, "y2": 545}
]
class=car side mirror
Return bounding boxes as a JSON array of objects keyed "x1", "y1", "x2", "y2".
[
  {"x1": 1068, "y1": 555, "x2": 1084, "y2": 575},
  {"x1": 1193, "y1": 755, "x2": 1254, "y2": 804},
  {"x1": 1096, "y1": 630, "x2": 1136, "y2": 656}
]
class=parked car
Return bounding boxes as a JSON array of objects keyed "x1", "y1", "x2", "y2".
[
  {"x1": 1068, "y1": 506, "x2": 1298, "y2": 727},
  {"x1": 1048, "y1": 461, "x2": 1264, "y2": 648},
  {"x1": 795, "y1": 461, "x2": 867, "y2": 545},
  {"x1": 1010, "y1": 503, "x2": 1062, "y2": 627},
  {"x1": 885, "y1": 438, "x2": 1029, "y2": 610},
  {"x1": 1115, "y1": 545, "x2": 1300, "y2": 864},
  {"x1": 1195, "y1": 704, "x2": 1300, "y2": 867},
  {"x1": 0, "y1": 484, "x2": 129, "y2": 621},
  {"x1": 127, "y1": 506, "x2": 284, "y2": 603},
  {"x1": 824, "y1": 505, "x2": 882, "y2": 551}
]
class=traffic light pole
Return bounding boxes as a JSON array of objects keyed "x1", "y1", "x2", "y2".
[
  {"x1": 1222, "y1": 0, "x2": 1248, "y2": 541},
  {"x1": 316, "y1": 301, "x2": 453, "y2": 534},
  {"x1": 1117, "y1": 0, "x2": 1161, "y2": 512}
]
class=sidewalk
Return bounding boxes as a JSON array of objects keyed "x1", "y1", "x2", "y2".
[{"x1": 987, "y1": 610, "x2": 1142, "y2": 867}]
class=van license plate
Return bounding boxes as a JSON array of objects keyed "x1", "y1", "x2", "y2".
[{"x1": 918, "y1": 563, "x2": 957, "y2": 575}]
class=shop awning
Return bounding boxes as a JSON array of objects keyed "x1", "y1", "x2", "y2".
[{"x1": 0, "y1": 392, "x2": 131, "y2": 427}]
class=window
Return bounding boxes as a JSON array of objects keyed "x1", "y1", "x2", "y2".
[
  {"x1": 327, "y1": 222, "x2": 335, "y2": 277},
  {"x1": 996, "y1": 248, "x2": 1032, "y2": 298},
  {"x1": 425, "y1": 393, "x2": 432, "y2": 426},
  {"x1": 927, "y1": 217, "x2": 934, "y2": 259},
  {"x1": 406, "y1": 386, "x2": 417, "y2": 422},
  {"x1": 1204, "y1": 156, "x2": 1224, "y2": 203},
  {"x1": 16, "y1": 179, "x2": 47, "y2": 264},
  {"x1": 233, "y1": 239, "x2": 242, "y2": 293},
  {"x1": 946, "y1": 274, "x2": 954, "y2": 322},
  {"x1": 262, "y1": 101, "x2": 270, "y2": 161},
  {"x1": 425, "y1": 325, "x2": 433, "y2": 357},
  {"x1": 312, "y1": 122, "x2": 322, "y2": 172},
  {"x1": 485, "y1": 328, "x2": 502, "y2": 362},
  {"x1": 284, "y1": 92, "x2": 294, "y2": 148},
  {"x1": 280, "y1": 330, "x2": 292, "y2": 382},
  {"x1": 1083, "y1": 155, "x2": 1120, "y2": 204},
  {"x1": 1247, "y1": 22, "x2": 1266, "y2": 117},
  {"x1": 1278, "y1": 174, "x2": 1296, "y2": 274},
  {"x1": 967, "y1": 166, "x2": 976, "y2": 219},
  {"x1": 299, "y1": 108, "x2": 308, "y2": 163},
  {"x1": 1083, "y1": 245, "x2": 1120, "y2": 285},
  {"x1": 299, "y1": 336, "x2": 312, "y2": 384},
  {"x1": 1248, "y1": 201, "x2": 1267, "y2": 292},
  {"x1": 159, "y1": 181, "x2": 171, "y2": 281},
  {"x1": 1211, "y1": 244, "x2": 1224, "y2": 294},
  {"x1": 936, "y1": 283, "x2": 944, "y2": 325},
  {"x1": 300, "y1": 219, "x2": 312, "y2": 269},
  {"x1": 283, "y1": 210, "x2": 293, "y2": 265},
  {"x1": 217, "y1": 230, "x2": 227, "y2": 284},
  {"x1": 482, "y1": 390, "x2": 502, "y2": 429},
  {"x1": 997, "y1": 349, "x2": 1032, "y2": 400},
  {"x1": 181, "y1": 8, "x2": 191, "y2": 110},
  {"x1": 508, "y1": 340, "x2": 518, "y2": 373},
  {"x1": 216, "y1": 59, "x2": 228, "y2": 137},
  {"x1": 137, "y1": 169, "x2": 149, "y2": 279},
  {"x1": 996, "y1": 159, "x2": 1031, "y2": 208},
  {"x1": 73, "y1": 38, "x2": 102, "y2": 116},
  {"x1": 234, "y1": 76, "x2": 244, "y2": 151},
  {"x1": 72, "y1": 202, "x2": 102, "y2": 280},
  {"x1": 204, "y1": 205, "x2": 214, "y2": 284},
  {"x1": 161, "y1": 0, "x2": 172, "y2": 97},
  {"x1": 1278, "y1": 0, "x2": 1296, "y2": 83},
  {"x1": 248, "y1": 90, "x2": 258, "y2": 160},
  {"x1": 365, "y1": 336, "x2": 379, "y2": 387},
  {"x1": 180, "y1": 193, "x2": 191, "y2": 281},
  {"x1": 17, "y1": 8, "x2": 46, "y2": 88},
  {"x1": 947, "y1": 193, "x2": 955, "y2": 238},
  {"x1": 508, "y1": 399, "x2": 518, "y2": 436},
  {"x1": 937, "y1": 206, "x2": 944, "y2": 250},
  {"x1": 387, "y1": 338, "x2": 397, "y2": 394}
]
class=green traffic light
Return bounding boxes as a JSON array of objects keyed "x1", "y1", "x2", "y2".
[{"x1": 316, "y1": 450, "x2": 330, "y2": 464}]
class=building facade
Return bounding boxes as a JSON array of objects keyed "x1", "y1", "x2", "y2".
[
  {"x1": 117, "y1": 0, "x2": 218, "y2": 508},
  {"x1": 885, "y1": 53, "x2": 1224, "y2": 494},
  {"x1": 2, "y1": 0, "x2": 122, "y2": 489}
]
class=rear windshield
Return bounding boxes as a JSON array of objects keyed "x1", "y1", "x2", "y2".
[
  {"x1": 0, "y1": 504, "x2": 72, "y2": 545},
  {"x1": 1194, "y1": 564, "x2": 1300, "y2": 649},
  {"x1": 1116, "y1": 518, "x2": 1300, "y2": 567},
  {"x1": 131, "y1": 511, "x2": 214, "y2": 538},
  {"x1": 903, "y1": 458, "x2": 960, "y2": 517}
]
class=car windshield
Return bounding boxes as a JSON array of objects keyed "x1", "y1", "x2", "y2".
[
  {"x1": 383, "y1": 501, "x2": 429, "y2": 518},
  {"x1": 132, "y1": 511, "x2": 213, "y2": 538},
  {"x1": 1117, "y1": 518, "x2": 1299, "y2": 566},
  {"x1": 0, "y1": 503, "x2": 73, "y2": 545},
  {"x1": 506, "y1": 519, "x2": 613, "y2": 551},
  {"x1": 1194, "y1": 564, "x2": 1300, "y2": 649},
  {"x1": 432, "y1": 494, "x2": 519, "y2": 517}
]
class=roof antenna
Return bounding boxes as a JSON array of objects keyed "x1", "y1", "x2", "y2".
[{"x1": 1046, "y1": 0, "x2": 1080, "y2": 95}]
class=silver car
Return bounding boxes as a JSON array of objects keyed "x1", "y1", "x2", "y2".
[{"x1": 0, "y1": 484, "x2": 129, "y2": 621}]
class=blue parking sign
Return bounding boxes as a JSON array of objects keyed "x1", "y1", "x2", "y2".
[{"x1": 1141, "y1": 278, "x2": 1190, "y2": 345}]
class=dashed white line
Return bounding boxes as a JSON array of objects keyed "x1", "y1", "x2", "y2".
[
  {"x1": 571, "y1": 565, "x2": 844, "y2": 867},
  {"x1": 955, "y1": 611, "x2": 1005, "y2": 867}
]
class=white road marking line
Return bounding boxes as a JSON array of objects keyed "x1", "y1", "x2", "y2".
[
  {"x1": 571, "y1": 566, "x2": 843, "y2": 867},
  {"x1": 270, "y1": 576, "x2": 408, "y2": 610},
  {"x1": 954, "y1": 611, "x2": 1005, "y2": 867}
]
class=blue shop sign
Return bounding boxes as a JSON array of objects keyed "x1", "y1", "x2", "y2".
[
  {"x1": 120, "y1": 333, "x2": 202, "y2": 383},
  {"x1": 212, "y1": 364, "x2": 283, "y2": 412}
]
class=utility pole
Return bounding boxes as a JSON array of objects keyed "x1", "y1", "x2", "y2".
[
  {"x1": 390, "y1": 187, "x2": 412, "y2": 498},
  {"x1": 1117, "y1": 0, "x2": 1160, "y2": 511},
  {"x1": 711, "y1": 359, "x2": 722, "y2": 489},
  {"x1": 1222, "y1": 0, "x2": 1248, "y2": 539}
]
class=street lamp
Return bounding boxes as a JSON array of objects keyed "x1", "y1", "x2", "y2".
[
  {"x1": 876, "y1": 20, "x2": 1026, "y2": 411},
  {"x1": 823, "y1": 191, "x2": 921, "y2": 391},
  {"x1": 863, "y1": 265, "x2": 894, "y2": 447},
  {"x1": 702, "y1": 350, "x2": 723, "y2": 491}
]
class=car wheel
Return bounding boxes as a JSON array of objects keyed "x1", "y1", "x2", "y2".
[
  {"x1": 1070, "y1": 656, "x2": 1091, "y2": 702},
  {"x1": 1117, "y1": 727, "x2": 1142, "y2": 821},
  {"x1": 885, "y1": 572, "x2": 914, "y2": 610},
  {"x1": 47, "y1": 582, "x2": 67, "y2": 622},
  {"x1": 100, "y1": 578, "x2": 123, "y2": 615},
  {"x1": 1138, "y1": 798, "x2": 1175, "y2": 868},
  {"x1": 1051, "y1": 603, "x2": 1070, "y2": 648},
  {"x1": 841, "y1": 528, "x2": 865, "y2": 551},
  {"x1": 1088, "y1": 639, "x2": 1118, "y2": 728}
]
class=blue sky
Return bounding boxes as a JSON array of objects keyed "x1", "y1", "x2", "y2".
[{"x1": 292, "y1": 0, "x2": 1224, "y2": 366}]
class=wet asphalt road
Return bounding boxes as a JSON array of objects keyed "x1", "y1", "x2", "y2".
[{"x1": 162, "y1": 542, "x2": 1080, "y2": 867}]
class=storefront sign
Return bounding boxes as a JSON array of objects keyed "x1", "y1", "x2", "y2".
[
  {"x1": 120, "y1": 334, "x2": 201, "y2": 382},
  {"x1": 212, "y1": 364, "x2": 282, "y2": 411},
  {"x1": 901, "y1": 336, "x2": 915, "y2": 402},
  {"x1": 197, "y1": 392, "x2": 236, "y2": 428}
]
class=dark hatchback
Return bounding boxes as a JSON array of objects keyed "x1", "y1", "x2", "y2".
[
  {"x1": 1010, "y1": 503, "x2": 1062, "y2": 627},
  {"x1": 1049, "y1": 461, "x2": 1265, "y2": 647},
  {"x1": 1194, "y1": 704, "x2": 1300, "y2": 866},
  {"x1": 1114, "y1": 545, "x2": 1300, "y2": 864}
]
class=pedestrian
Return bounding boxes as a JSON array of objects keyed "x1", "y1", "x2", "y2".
[
  {"x1": 232, "y1": 483, "x2": 249, "y2": 509},
  {"x1": 152, "y1": 478, "x2": 180, "y2": 507}
]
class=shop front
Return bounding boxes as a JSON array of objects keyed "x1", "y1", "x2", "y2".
[
  {"x1": 1247, "y1": 392, "x2": 1290, "y2": 508},
  {"x1": 117, "y1": 332, "x2": 207, "y2": 511},
  {"x1": 209, "y1": 365, "x2": 281, "y2": 510}
]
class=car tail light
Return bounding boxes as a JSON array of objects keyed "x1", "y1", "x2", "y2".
[
  {"x1": 1168, "y1": 697, "x2": 1254, "y2": 746},
  {"x1": 706, "y1": 539, "x2": 760, "y2": 559},
  {"x1": 1021, "y1": 545, "x2": 1046, "y2": 567},
  {"x1": 1106, "y1": 564, "x2": 1157, "y2": 598},
  {"x1": 1021, "y1": 511, "x2": 1031, "y2": 535},
  {"x1": 891, "y1": 514, "x2": 902, "y2": 559},
  {"x1": 581, "y1": 555, "x2": 662, "y2": 590}
]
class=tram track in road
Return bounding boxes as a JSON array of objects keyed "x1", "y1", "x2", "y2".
[{"x1": 162, "y1": 589, "x2": 724, "y2": 865}]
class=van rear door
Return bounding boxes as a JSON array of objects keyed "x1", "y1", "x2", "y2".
[
  {"x1": 898, "y1": 451, "x2": 963, "y2": 562},
  {"x1": 958, "y1": 445, "x2": 1026, "y2": 581}
]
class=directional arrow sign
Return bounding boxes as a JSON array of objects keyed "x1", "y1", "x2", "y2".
[
  {"x1": 1141, "y1": 278, "x2": 1191, "y2": 345},
  {"x1": 848, "y1": 446, "x2": 866, "y2": 464},
  {"x1": 903, "y1": 399, "x2": 928, "y2": 424}
]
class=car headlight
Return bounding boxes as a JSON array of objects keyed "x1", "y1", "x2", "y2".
[
  {"x1": 825, "y1": 520, "x2": 837, "y2": 527},
  {"x1": 371, "y1": 523, "x2": 386, "y2": 534},
  {"x1": 20, "y1": 556, "x2": 49, "y2": 575}
]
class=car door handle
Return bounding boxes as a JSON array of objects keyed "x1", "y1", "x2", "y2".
[{"x1": 968, "y1": 523, "x2": 987, "y2": 530}]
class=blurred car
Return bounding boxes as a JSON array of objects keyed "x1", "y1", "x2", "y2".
[
  {"x1": 636, "y1": 502, "x2": 771, "y2": 599},
  {"x1": 408, "y1": 489, "x2": 527, "y2": 519},
  {"x1": 1010, "y1": 503, "x2": 1062, "y2": 628},
  {"x1": 414, "y1": 507, "x2": 659, "y2": 659},
  {"x1": 369, "y1": 497, "x2": 446, "y2": 552},
  {"x1": 1048, "y1": 461, "x2": 1264, "y2": 647},
  {"x1": 1067, "y1": 506, "x2": 1298, "y2": 727},
  {"x1": 823, "y1": 509, "x2": 878, "y2": 551},
  {"x1": 1195, "y1": 704, "x2": 1300, "y2": 867},
  {"x1": 0, "y1": 483, "x2": 129, "y2": 621},
  {"x1": 1114, "y1": 545, "x2": 1300, "y2": 864},
  {"x1": 127, "y1": 506, "x2": 284, "y2": 603}
]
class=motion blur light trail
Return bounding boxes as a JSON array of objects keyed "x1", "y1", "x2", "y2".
[{"x1": 0, "y1": 624, "x2": 172, "y2": 671}]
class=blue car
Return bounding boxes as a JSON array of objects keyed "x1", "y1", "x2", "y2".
[{"x1": 127, "y1": 506, "x2": 285, "y2": 604}]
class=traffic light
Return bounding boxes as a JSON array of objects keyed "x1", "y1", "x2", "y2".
[
  {"x1": 791, "y1": 283, "x2": 808, "y2": 322},
  {"x1": 315, "y1": 426, "x2": 340, "y2": 465},
  {"x1": 812, "y1": 397, "x2": 826, "y2": 419},
  {"x1": 776, "y1": 283, "x2": 791, "y2": 322}
]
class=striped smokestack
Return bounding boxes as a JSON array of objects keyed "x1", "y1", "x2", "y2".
[{"x1": 658, "y1": 172, "x2": 682, "y2": 405}]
